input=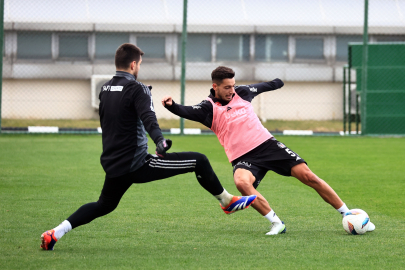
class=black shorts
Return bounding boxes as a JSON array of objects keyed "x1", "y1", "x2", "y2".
[{"x1": 232, "y1": 138, "x2": 306, "y2": 189}]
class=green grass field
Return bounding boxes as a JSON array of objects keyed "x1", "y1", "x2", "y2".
[
  {"x1": 1, "y1": 135, "x2": 404, "y2": 269},
  {"x1": 1, "y1": 118, "x2": 357, "y2": 132}
]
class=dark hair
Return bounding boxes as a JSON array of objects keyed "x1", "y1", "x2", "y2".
[
  {"x1": 115, "y1": 43, "x2": 144, "y2": 69},
  {"x1": 211, "y1": 66, "x2": 235, "y2": 85}
]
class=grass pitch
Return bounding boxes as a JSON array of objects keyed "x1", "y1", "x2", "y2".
[
  {"x1": 0, "y1": 134, "x2": 404, "y2": 269},
  {"x1": 2, "y1": 118, "x2": 355, "y2": 132}
]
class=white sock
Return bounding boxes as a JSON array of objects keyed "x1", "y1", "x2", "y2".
[
  {"x1": 264, "y1": 210, "x2": 282, "y2": 224},
  {"x1": 53, "y1": 220, "x2": 72, "y2": 240},
  {"x1": 214, "y1": 189, "x2": 234, "y2": 207},
  {"x1": 337, "y1": 203, "x2": 350, "y2": 217}
]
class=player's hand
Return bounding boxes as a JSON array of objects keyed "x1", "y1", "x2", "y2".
[
  {"x1": 161, "y1": 96, "x2": 173, "y2": 106},
  {"x1": 156, "y1": 139, "x2": 172, "y2": 158}
]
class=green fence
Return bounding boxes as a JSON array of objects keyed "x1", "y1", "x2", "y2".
[{"x1": 344, "y1": 43, "x2": 405, "y2": 135}]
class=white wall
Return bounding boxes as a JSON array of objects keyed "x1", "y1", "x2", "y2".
[
  {"x1": 2, "y1": 79, "x2": 343, "y2": 121},
  {"x1": 2, "y1": 79, "x2": 98, "y2": 119},
  {"x1": 257, "y1": 82, "x2": 343, "y2": 121}
]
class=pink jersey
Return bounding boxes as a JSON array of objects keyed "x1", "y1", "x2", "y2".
[{"x1": 207, "y1": 92, "x2": 273, "y2": 162}]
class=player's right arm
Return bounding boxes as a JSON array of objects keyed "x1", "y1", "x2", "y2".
[{"x1": 162, "y1": 96, "x2": 213, "y2": 128}]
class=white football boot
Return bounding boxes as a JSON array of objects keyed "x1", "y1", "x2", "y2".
[
  {"x1": 367, "y1": 221, "x2": 375, "y2": 232},
  {"x1": 266, "y1": 221, "x2": 286, "y2": 235}
]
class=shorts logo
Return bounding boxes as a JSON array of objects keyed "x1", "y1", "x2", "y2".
[
  {"x1": 192, "y1": 105, "x2": 201, "y2": 109},
  {"x1": 277, "y1": 142, "x2": 286, "y2": 149},
  {"x1": 285, "y1": 148, "x2": 302, "y2": 161},
  {"x1": 236, "y1": 161, "x2": 251, "y2": 168}
]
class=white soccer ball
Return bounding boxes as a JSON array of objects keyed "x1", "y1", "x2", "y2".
[{"x1": 342, "y1": 209, "x2": 370, "y2": 235}]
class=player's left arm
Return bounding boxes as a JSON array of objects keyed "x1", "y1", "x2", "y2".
[
  {"x1": 255, "y1": 78, "x2": 284, "y2": 94},
  {"x1": 236, "y1": 78, "x2": 284, "y2": 101},
  {"x1": 132, "y1": 83, "x2": 164, "y2": 145}
]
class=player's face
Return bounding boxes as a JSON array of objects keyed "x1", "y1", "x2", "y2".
[
  {"x1": 132, "y1": 56, "x2": 142, "y2": 77},
  {"x1": 213, "y1": 78, "x2": 235, "y2": 102}
]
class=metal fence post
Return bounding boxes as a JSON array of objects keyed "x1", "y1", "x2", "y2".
[
  {"x1": 180, "y1": 0, "x2": 188, "y2": 135},
  {"x1": 343, "y1": 65, "x2": 347, "y2": 134},
  {"x1": 361, "y1": 0, "x2": 369, "y2": 135},
  {"x1": 356, "y1": 94, "x2": 360, "y2": 134},
  {"x1": 0, "y1": 0, "x2": 4, "y2": 134},
  {"x1": 348, "y1": 47, "x2": 352, "y2": 135}
]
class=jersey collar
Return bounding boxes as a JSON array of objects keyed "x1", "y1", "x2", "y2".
[{"x1": 115, "y1": 71, "x2": 136, "y2": 81}]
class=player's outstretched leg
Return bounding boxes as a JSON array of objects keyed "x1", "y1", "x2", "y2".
[
  {"x1": 133, "y1": 152, "x2": 257, "y2": 215},
  {"x1": 291, "y1": 163, "x2": 344, "y2": 209},
  {"x1": 291, "y1": 163, "x2": 376, "y2": 232},
  {"x1": 40, "y1": 175, "x2": 131, "y2": 250}
]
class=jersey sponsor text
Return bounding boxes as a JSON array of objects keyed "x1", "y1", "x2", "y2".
[
  {"x1": 102, "y1": 85, "x2": 123, "y2": 92},
  {"x1": 225, "y1": 108, "x2": 246, "y2": 119}
]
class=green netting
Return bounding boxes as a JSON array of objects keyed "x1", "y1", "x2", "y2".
[{"x1": 348, "y1": 43, "x2": 405, "y2": 135}]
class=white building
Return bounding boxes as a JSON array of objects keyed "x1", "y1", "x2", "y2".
[{"x1": 3, "y1": 0, "x2": 405, "y2": 121}]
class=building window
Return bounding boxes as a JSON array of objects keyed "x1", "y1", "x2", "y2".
[
  {"x1": 375, "y1": 35, "x2": 405, "y2": 42},
  {"x1": 216, "y1": 34, "x2": 249, "y2": 61},
  {"x1": 137, "y1": 36, "x2": 165, "y2": 59},
  {"x1": 17, "y1": 32, "x2": 52, "y2": 59},
  {"x1": 295, "y1": 37, "x2": 324, "y2": 60},
  {"x1": 255, "y1": 35, "x2": 288, "y2": 62},
  {"x1": 59, "y1": 33, "x2": 89, "y2": 59},
  {"x1": 178, "y1": 34, "x2": 211, "y2": 62},
  {"x1": 95, "y1": 33, "x2": 129, "y2": 59},
  {"x1": 336, "y1": 35, "x2": 363, "y2": 61}
]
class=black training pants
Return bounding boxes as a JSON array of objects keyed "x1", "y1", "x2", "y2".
[{"x1": 67, "y1": 152, "x2": 224, "y2": 228}]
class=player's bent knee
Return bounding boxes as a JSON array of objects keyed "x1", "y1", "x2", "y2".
[
  {"x1": 97, "y1": 199, "x2": 119, "y2": 215},
  {"x1": 234, "y1": 177, "x2": 252, "y2": 194},
  {"x1": 194, "y1": 153, "x2": 211, "y2": 172},
  {"x1": 194, "y1": 152, "x2": 209, "y2": 165}
]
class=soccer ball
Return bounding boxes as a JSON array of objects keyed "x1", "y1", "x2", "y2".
[{"x1": 342, "y1": 209, "x2": 370, "y2": 235}]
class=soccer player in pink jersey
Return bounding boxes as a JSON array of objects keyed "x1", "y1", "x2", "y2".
[{"x1": 162, "y1": 66, "x2": 375, "y2": 235}]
